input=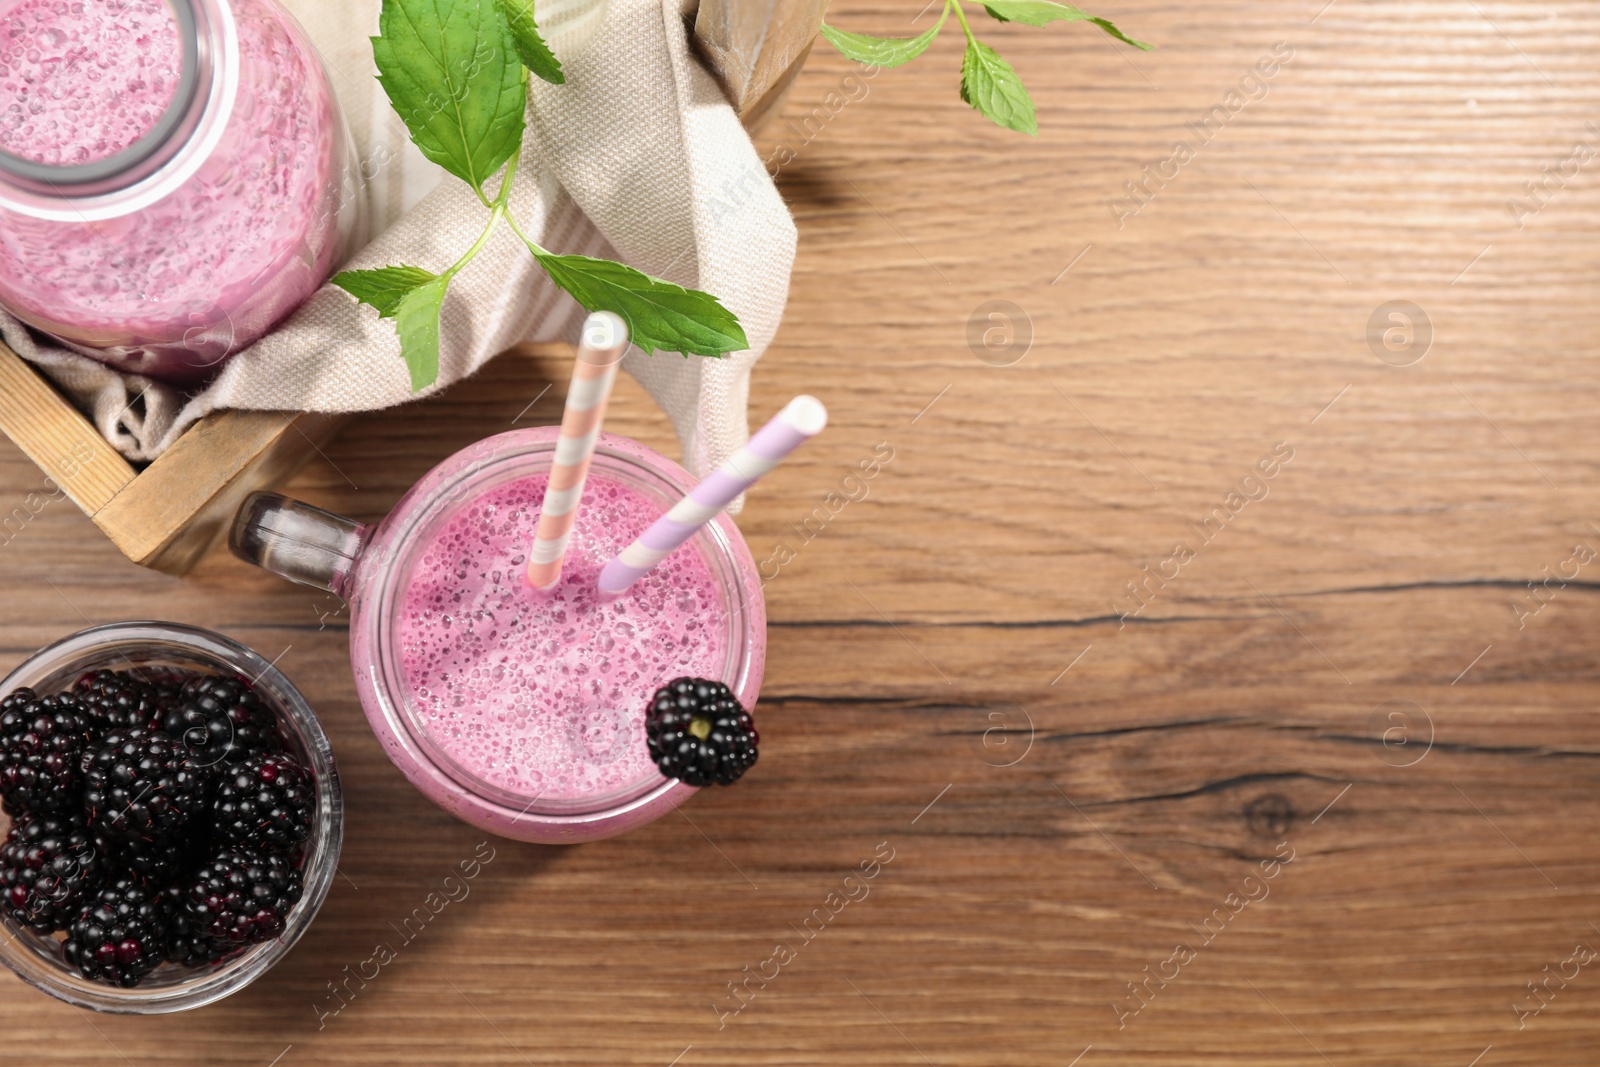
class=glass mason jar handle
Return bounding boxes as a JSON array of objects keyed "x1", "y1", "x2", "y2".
[{"x1": 230, "y1": 492, "x2": 369, "y2": 597}]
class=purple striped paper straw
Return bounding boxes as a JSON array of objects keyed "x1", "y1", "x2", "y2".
[{"x1": 597, "y1": 395, "x2": 828, "y2": 597}]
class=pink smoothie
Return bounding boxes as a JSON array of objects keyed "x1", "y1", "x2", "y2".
[
  {"x1": 0, "y1": 0, "x2": 352, "y2": 382},
  {"x1": 0, "y1": 0, "x2": 183, "y2": 165},
  {"x1": 396, "y1": 472, "x2": 730, "y2": 806}
]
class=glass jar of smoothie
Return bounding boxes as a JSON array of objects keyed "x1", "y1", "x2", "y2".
[
  {"x1": 229, "y1": 428, "x2": 767, "y2": 844},
  {"x1": 0, "y1": 0, "x2": 366, "y2": 384}
]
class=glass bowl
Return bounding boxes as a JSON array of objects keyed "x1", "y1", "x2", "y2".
[{"x1": 0, "y1": 622, "x2": 342, "y2": 1013}]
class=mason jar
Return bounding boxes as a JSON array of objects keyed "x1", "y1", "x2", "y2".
[
  {"x1": 231, "y1": 427, "x2": 768, "y2": 844},
  {"x1": 0, "y1": 0, "x2": 367, "y2": 384}
]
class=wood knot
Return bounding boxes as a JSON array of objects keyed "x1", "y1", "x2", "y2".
[{"x1": 1244, "y1": 793, "x2": 1295, "y2": 840}]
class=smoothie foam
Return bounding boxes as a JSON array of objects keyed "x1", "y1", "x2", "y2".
[{"x1": 397, "y1": 473, "x2": 729, "y2": 806}]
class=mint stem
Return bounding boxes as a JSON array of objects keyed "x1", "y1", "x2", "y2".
[
  {"x1": 949, "y1": 0, "x2": 975, "y2": 43},
  {"x1": 504, "y1": 206, "x2": 549, "y2": 258},
  {"x1": 448, "y1": 150, "x2": 521, "y2": 281}
]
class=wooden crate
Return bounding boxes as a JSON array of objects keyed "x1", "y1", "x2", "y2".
[
  {"x1": 0, "y1": 343, "x2": 347, "y2": 574},
  {"x1": 0, "y1": 3, "x2": 821, "y2": 576}
]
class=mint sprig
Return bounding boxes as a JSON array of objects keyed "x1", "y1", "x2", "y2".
[
  {"x1": 335, "y1": 0, "x2": 746, "y2": 391},
  {"x1": 958, "y1": 38, "x2": 1035, "y2": 135},
  {"x1": 393, "y1": 275, "x2": 451, "y2": 390},
  {"x1": 372, "y1": 0, "x2": 525, "y2": 190},
  {"x1": 524, "y1": 248, "x2": 749, "y2": 358},
  {"x1": 980, "y1": 0, "x2": 1150, "y2": 49},
  {"x1": 819, "y1": 7, "x2": 947, "y2": 68},
  {"x1": 329, "y1": 265, "x2": 439, "y2": 318},
  {"x1": 497, "y1": 0, "x2": 565, "y2": 84},
  {"x1": 820, "y1": 0, "x2": 1149, "y2": 135}
]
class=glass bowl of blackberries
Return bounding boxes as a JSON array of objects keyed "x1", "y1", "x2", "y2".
[{"x1": 0, "y1": 622, "x2": 341, "y2": 1012}]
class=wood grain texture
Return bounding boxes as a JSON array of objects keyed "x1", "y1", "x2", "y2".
[
  {"x1": 0, "y1": 342, "x2": 134, "y2": 512},
  {"x1": 93, "y1": 411, "x2": 349, "y2": 574},
  {"x1": 2, "y1": 1, "x2": 1600, "y2": 1064}
]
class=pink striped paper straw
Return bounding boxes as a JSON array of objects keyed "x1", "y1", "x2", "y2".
[
  {"x1": 526, "y1": 311, "x2": 628, "y2": 590},
  {"x1": 598, "y1": 395, "x2": 828, "y2": 597}
]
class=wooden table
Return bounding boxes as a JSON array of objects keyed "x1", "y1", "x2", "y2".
[{"x1": 5, "y1": 0, "x2": 1599, "y2": 1062}]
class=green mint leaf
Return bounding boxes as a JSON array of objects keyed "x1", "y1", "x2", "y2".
[
  {"x1": 960, "y1": 38, "x2": 1038, "y2": 135},
  {"x1": 820, "y1": 8, "x2": 947, "y2": 68},
  {"x1": 980, "y1": 0, "x2": 1151, "y2": 49},
  {"x1": 532, "y1": 253, "x2": 748, "y2": 357},
  {"x1": 393, "y1": 274, "x2": 452, "y2": 390},
  {"x1": 496, "y1": 0, "x2": 565, "y2": 84},
  {"x1": 373, "y1": 0, "x2": 526, "y2": 193},
  {"x1": 331, "y1": 265, "x2": 441, "y2": 319}
]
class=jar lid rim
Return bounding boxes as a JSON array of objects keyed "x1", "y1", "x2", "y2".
[{"x1": 0, "y1": 0, "x2": 202, "y2": 190}]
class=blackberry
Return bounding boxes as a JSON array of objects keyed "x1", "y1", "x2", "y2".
[
  {"x1": 161, "y1": 676, "x2": 282, "y2": 770},
  {"x1": 214, "y1": 753, "x2": 314, "y2": 852},
  {"x1": 93, "y1": 830, "x2": 191, "y2": 887},
  {"x1": 83, "y1": 729, "x2": 210, "y2": 845},
  {"x1": 160, "y1": 882, "x2": 225, "y2": 967},
  {"x1": 645, "y1": 677, "x2": 759, "y2": 787},
  {"x1": 0, "y1": 689, "x2": 91, "y2": 815},
  {"x1": 62, "y1": 877, "x2": 167, "y2": 987},
  {"x1": 73, "y1": 670, "x2": 176, "y2": 739},
  {"x1": 182, "y1": 847, "x2": 302, "y2": 950},
  {"x1": 0, "y1": 811, "x2": 103, "y2": 932}
]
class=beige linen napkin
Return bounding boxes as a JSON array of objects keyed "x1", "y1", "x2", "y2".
[{"x1": 0, "y1": 0, "x2": 796, "y2": 482}]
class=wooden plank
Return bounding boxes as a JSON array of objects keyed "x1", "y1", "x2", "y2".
[
  {"x1": 0, "y1": 342, "x2": 135, "y2": 513},
  {"x1": 0, "y1": 1, "x2": 1596, "y2": 1065},
  {"x1": 93, "y1": 409, "x2": 349, "y2": 575}
]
